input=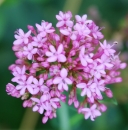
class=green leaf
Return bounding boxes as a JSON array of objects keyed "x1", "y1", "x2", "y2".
[
  {"x1": 99, "y1": 93, "x2": 118, "y2": 105},
  {"x1": 70, "y1": 113, "x2": 83, "y2": 127}
]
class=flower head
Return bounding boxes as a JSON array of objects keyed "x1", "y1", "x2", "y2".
[{"x1": 6, "y1": 11, "x2": 126, "y2": 124}]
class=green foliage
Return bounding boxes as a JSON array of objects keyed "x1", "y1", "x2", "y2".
[{"x1": 0, "y1": 0, "x2": 128, "y2": 130}]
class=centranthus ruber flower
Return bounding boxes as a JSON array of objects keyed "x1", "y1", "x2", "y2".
[
  {"x1": 81, "y1": 104, "x2": 101, "y2": 121},
  {"x1": 13, "y1": 29, "x2": 31, "y2": 45},
  {"x1": 53, "y1": 68, "x2": 72, "y2": 91},
  {"x1": 6, "y1": 11, "x2": 126, "y2": 124},
  {"x1": 46, "y1": 44, "x2": 66, "y2": 62}
]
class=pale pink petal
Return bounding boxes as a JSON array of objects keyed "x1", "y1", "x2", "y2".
[
  {"x1": 13, "y1": 39, "x2": 23, "y2": 45},
  {"x1": 39, "y1": 107, "x2": 44, "y2": 114},
  {"x1": 95, "y1": 72, "x2": 101, "y2": 79},
  {"x1": 105, "y1": 63, "x2": 113, "y2": 68},
  {"x1": 90, "y1": 83, "x2": 97, "y2": 89},
  {"x1": 51, "y1": 98, "x2": 60, "y2": 102},
  {"x1": 28, "y1": 44, "x2": 33, "y2": 50},
  {"x1": 33, "y1": 78, "x2": 38, "y2": 85},
  {"x1": 25, "y1": 30, "x2": 31, "y2": 37},
  {"x1": 21, "y1": 75, "x2": 26, "y2": 81},
  {"x1": 60, "y1": 68, "x2": 67, "y2": 78},
  {"x1": 42, "y1": 116, "x2": 48, "y2": 124},
  {"x1": 49, "y1": 45, "x2": 56, "y2": 53},
  {"x1": 57, "y1": 44, "x2": 63, "y2": 54},
  {"x1": 60, "y1": 29, "x2": 70, "y2": 35},
  {"x1": 33, "y1": 105, "x2": 38, "y2": 111},
  {"x1": 41, "y1": 95, "x2": 47, "y2": 102},
  {"x1": 40, "y1": 32, "x2": 46, "y2": 37},
  {"x1": 56, "y1": 15, "x2": 62, "y2": 20},
  {"x1": 21, "y1": 66, "x2": 26, "y2": 74},
  {"x1": 64, "y1": 78, "x2": 72, "y2": 84},
  {"x1": 46, "y1": 29, "x2": 55, "y2": 33},
  {"x1": 24, "y1": 38, "x2": 28, "y2": 44},
  {"x1": 51, "y1": 102, "x2": 57, "y2": 109},
  {"x1": 58, "y1": 54, "x2": 66, "y2": 62},
  {"x1": 56, "y1": 21, "x2": 65, "y2": 27},
  {"x1": 76, "y1": 83, "x2": 86, "y2": 88},
  {"x1": 66, "y1": 21, "x2": 73, "y2": 27},
  {"x1": 27, "y1": 86, "x2": 33, "y2": 94},
  {"x1": 82, "y1": 14, "x2": 87, "y2": 21},
  {"x1": 104, "y1": 50, "x2": 110, "y2": 56},
  {"x1": 41, "y1": 85, "x2": 49, "y2": 92},
  {"x1": 27, "y1": 54, "x2": 32, "y2": 60},
  {"x1": 20, "y1": 87, "x2": 26, "y2": 95},
  {"x1": 75, "y1": 15, "x2": 81, "y2": 22},
  {"x1": 53, "y1": 77, "x2": 62, "y2": 84},
  {"x1": 36, "y1": 24, "x2": 42, "y2": 31},
  {"x1": 27, "y1": 76, "x2": 33, "y2": 84},
  {"x1": 58, "y1": 83, "x2": 63, "y2": 90},
  {"x1": 91, "y1": 104, "x2": 97, "y2": 110},
  {"x1": 99, "y1": 70, "x2": 106, "y2": 74},
  {"x1": 33, "y1": 88, "x2": 39, "y2": 94},
  {"x1": 16, "y1": 85, "x2": 23, "y2": 90},
  {"x1": 47, "y1": 56, "x2": 57, "y2": 62},
  {"x1": 14, "y1": 34, "x2": 20, "y2": 39},
  {"x1": 46, "y1": 51, "x2": 53, "y2": 57},
  {"x1": 87, "y1": 89, "x2": 91, "y2": 97},
  {"x1": 32, "y1": 48, "x2": 37, "y2": 54},
  {"x1": 46, "y1": 23, "x2": 52, "y2": 29},
  {"x1": 86, "y1": 57, "x2": 93, "y2": 63},
  {"x1": 85, "y1": 112, "x2": 91, "y2": 120},
  {"x1": 31, "y1": 97, "x2": 40, "y2": 103},
  {"x1": 19, "y1": 29, "x2": 24, "y2": 36},
  {"x1": 63, "y1": 83, "x2": 68, "y2": 91},
  {"x1": 81, "y1": 88, "x2": 87, "y2": 96},
  {"x1": 81, "y1": 58, "x2": 87, "y2": 66},
  {"x1": 16, "y1": 66, "x2": 21, "y2": 74},
  {"x1": 81, "y1": 108, "x2": 90, "y2": 112},
  {"x1": 94, "y1": 110, "x2": 101, "y2": 117},
  {"x1": 39, "y1": 78, "x2": 44, "y2": 85}
]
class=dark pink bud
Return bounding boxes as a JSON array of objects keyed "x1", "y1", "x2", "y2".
[
  {"x1": 120, "y1": 63, "x2": 127, "y2": 69},
  {"x1": 42, "y1": 116, "x2": 48, "y2": 124},
  {"x1": 74, "y1": 100, "x2": 79, "y2": 108},
  {"x1": 27, "y1": 25, "x2": 36, "y2": 35},
  {"x1": 105, "y1": 89, "x2": 113, "y2": 98},
  {"x1": 99, "y1": 104, "x2": 107, "y2": 112}
]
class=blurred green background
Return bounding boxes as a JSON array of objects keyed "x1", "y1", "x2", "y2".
[{"x1": 0, "y1": 0, "x2": 128, "y2": 130}]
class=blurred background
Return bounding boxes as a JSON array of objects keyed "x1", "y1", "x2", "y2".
[{"x1": 0, "y1": 0, "x2": 128, "y2": 130}]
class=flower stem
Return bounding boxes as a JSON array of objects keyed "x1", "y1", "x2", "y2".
[{"x1": 58, "y1": 102, "x2": 71, "y2": 130}]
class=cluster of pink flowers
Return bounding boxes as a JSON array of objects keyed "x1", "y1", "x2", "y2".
[{"x1": 6, "y1": 11, "x2": 126, "y2": 123}]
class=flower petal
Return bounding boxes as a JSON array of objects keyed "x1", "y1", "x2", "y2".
[
  {"x1": 49, "y1": 45, "x2": 56, "y2": 53},
  {"x1": 47, "y1": 56, "x2": 57, "y2": 62},
  {"x1": 60, "y1": 68, "x2": 67, "y2": 78},
  {"x1": 58, "y1": 54, "x2": 66, "y2": 62},
  {"x1": 57, "y1": 44, "x2": 63, "y2": 54},
  {"x1": 53, "y1": 77, "x2": 62, "y2": 84},
  {"x1": 76, "y1": 83, "x2": 86, "y2": 88},
  {"x1": 64, "y1": 78, "x2": 72, "y2": 84}
]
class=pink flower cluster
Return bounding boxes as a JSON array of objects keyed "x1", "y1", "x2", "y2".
[{"x1": 6, "y1": 11, "x2": 126, "y2": 123}]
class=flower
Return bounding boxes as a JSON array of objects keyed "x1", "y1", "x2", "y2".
[
  {"x1": 36, "y1": 21, "x2": 55, "y2": 37},
  {"x1": 76, "y1": 80, "x2": 96, "y2": 97},
  {"x1": 100, "y1": 40, "x2": 116, "y2": 56},
  {"x1": 56, "y1": 11, "x2": 73, "y2": 28},
  {"x1": 46, "y1": 44, "x2": 66, "y2": 62},
  {"x1": 23, "y1": 44, "x2": 37, "y2": 60},
  {"x1": 13, "y1": 29, "x2": 31, "y2": 45},
  {"x1": 6, "y1": 11, "x2": 126, "y2": 124},
  {"x1": 81, "y1": 104, "x2": 101, "y2": 121},
  {"x1": 53, "y1": 68, "x2": 72, "y2": 91},
  {"x1": 16, "y1": 76, "x2": 34, "y2": 95}
]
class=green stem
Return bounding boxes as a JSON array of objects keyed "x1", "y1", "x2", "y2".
[{"x1": 58, "y1": 102, "x2": 71, "y2": 130}]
